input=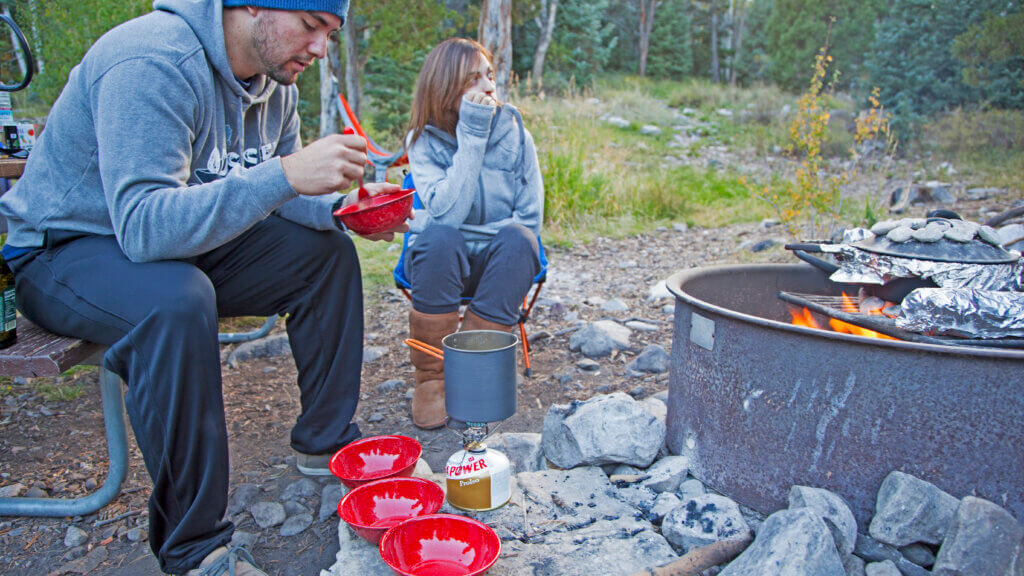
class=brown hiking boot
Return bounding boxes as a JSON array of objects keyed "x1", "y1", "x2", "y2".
[
  {"x1": 408, "y1": 309, "x2": 458, "y2": 429},
  {"x1": 461, "y1": 309, "x2": 517, "y2": 334}
]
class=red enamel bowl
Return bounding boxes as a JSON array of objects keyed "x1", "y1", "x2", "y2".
[
  {"x1": 379, "y1": 514, "x2": 501, "y2": 576},
  {"x1": 333, "y1": 187, "x2": 414, "y2": 235},
  {"x1": 329, "y1": 435, "x2": 422, "y2": 490},
  {"x1": 338, "y1": 477, "x2": 445, "y2": 544}
]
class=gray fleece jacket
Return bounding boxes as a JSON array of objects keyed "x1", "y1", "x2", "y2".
[
  {"x1": 406, "y1": 98, "x2": 543, "y2": 255},
  {"x1": 0, "y1": 0, "x2": 342, "y2": 263}
]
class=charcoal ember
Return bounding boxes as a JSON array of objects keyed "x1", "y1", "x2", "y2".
[
  {"x1": 910, "y1": 221, "x2": 949, "y2": 243},
  {"x1": 943, "y1": 220, "x2": 978, "y2": 243},
  {"x1": 977, "y1": 225, "x2": 1002, "y2": 246},
  {"x1": 886, "y1": 226, "x2": 914, "y2": 243}
]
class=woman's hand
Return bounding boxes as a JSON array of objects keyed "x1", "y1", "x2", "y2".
[{"x1": 464, "y1": 90, "x2": 498, "y2": 108}]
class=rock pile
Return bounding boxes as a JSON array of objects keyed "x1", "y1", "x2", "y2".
[{"x1": 320, "y1": 392, "x2": 1024, "y2": 576}]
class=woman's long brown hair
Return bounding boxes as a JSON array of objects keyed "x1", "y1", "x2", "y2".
[{"x1": 407, "y1": 38, "x2": 495, "y2": 148}]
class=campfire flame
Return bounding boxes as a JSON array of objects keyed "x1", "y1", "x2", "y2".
[{"x1": 788, "y1": 293, "x2": 899, "y2": 340}]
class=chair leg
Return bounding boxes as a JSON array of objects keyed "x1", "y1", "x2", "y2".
[
  {"x1": 0, "y1": 366, "x2": 128, "y2": 517},
  {"x1": 217, "y1": 314, "x2": 279, "y2": 344}
]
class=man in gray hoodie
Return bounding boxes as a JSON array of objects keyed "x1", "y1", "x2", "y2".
[{"x1": 0, "y1": 1, "x2": 404, "y2": 574}]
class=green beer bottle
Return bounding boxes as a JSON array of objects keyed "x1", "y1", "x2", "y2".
[{"x1": 0, "y1": 251, "x2": 16, "y2": 349}]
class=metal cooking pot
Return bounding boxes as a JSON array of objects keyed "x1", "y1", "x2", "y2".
[{"x1": 404, "y1": 330, "x2": 519, "y2": 423}]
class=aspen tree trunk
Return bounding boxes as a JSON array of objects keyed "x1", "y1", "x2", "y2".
[
  {"x1": 729, "y1": 0, "x2": 746, "y2": 87},
  {"x1": 478, "y1": 0, "x2": 512, "y2": 102},
  {"x1": 710, "y1": 0, "x2": 720, "y2": 83},
  {"x1": 343, "y1": 13, "x2": 361, "y2": 118},
  {"x1": 637, "y1": 0, "x2": 661, "y2": 78},
  {"x1": 319, "y1": 36, "x2": 341, "y2": 138},
  {"x1": 531, "y1": 0, "x2": 557, "y2": 89}
]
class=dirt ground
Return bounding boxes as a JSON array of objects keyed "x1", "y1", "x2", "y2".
[{"x1": 0, "y1": 194, "x2": 1016, "y2": 575}]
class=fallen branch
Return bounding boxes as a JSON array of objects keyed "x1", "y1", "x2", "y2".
[{"x1": 627, "y1": 531, "x2": 753, "y2": 576}]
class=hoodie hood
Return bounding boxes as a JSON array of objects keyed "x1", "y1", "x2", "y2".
[{"x1": 154, "y1": 0, "x2": 274, "y2": 105}]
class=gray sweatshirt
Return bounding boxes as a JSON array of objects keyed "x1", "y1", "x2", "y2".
[
  {"x1": 0, "y1": 0, "x2": 342, "y2": 263},
  {"x1": 406, "y1": 98, "x2": 543, "y2": 255}
]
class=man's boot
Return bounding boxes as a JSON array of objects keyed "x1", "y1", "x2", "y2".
[
  {"x1": 461, "y1": 309, "x2": 517, "y2": 334},
  {"x1": 408, "y1": 309, "x2": 459, "y2": 429}
]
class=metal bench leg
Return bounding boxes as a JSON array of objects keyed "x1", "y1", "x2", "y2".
[
  {"x1": 218, "y1": 314, "x2": 279, "y2": 344},
  {"x1": 0, "y1": 366, "x2": 128, "y2": 517}
]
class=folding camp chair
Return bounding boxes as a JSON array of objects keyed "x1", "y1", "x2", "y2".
[
  {"x1": 392, "y1": 173, "x2": 547, "y2": 376},
  {"x1": 337, "y1": 92, "x2": 408, "y2": 182}
]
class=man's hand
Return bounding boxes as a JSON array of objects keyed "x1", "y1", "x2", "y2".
[
  {"x1": 281, "y1": 133, "x2": 368, "y2": 196},
  {"x1": 340, "y1": 181, "x2": 413, "y2": 242}
]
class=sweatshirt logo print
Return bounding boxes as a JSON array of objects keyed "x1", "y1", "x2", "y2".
[{"x1": 194, "y1": 142, "x2": 277, "y2": 184}]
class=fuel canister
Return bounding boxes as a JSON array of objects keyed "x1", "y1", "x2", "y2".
[{"x1": 445, "y1": 444, "x2": 511, "y2": 511}]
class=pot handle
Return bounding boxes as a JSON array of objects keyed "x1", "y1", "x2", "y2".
[{"x1": 404, "y1": 338, "x2": 444, "y2": 360}]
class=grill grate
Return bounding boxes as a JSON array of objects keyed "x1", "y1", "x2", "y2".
[{"x1": 777, "y1": 290, "x2": 1024, "y2": 349}]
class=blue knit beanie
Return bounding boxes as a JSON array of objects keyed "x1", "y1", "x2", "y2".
[{"x1": 223, "y1": 0, "x2": 349, "y2": 25}]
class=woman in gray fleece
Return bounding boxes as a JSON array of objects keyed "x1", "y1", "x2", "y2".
[{"x1": 403, "y1": 38, "x2": 544, "y2": 429}]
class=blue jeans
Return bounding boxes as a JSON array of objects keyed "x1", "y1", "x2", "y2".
[
  {"x1": 9, "y1": 216, "x2": 363, "y2": 573},
  {"x1": 405, "y1": 223, "x2": 540, "y2": 325}
]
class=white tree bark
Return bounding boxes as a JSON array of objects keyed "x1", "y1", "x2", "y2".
[
  {"x1": 319, "y1": 36, "x2": 341, "y2": 138},
  {"x1": 637, "y1": 0, "x2": 662, "y2": 78},
  {"x1": 531, "y1": 0, "x2": 557, "y2": 89},
  {"x1": 710, "y1": 0, "x2": 720, "y2": 83},
  {"x1": 478, "y1": 0, "x2": 512, "y2": 102},
  {"x1": 343, "y1": 15, "x2": 361, "y2": 118}
]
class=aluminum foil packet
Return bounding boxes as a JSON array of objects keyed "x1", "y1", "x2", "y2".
[
  {"x1": 822, "y1": 243, "x2": 1024, "y2": 292},
  {"x1": 896, "y1": 287, "x2": 1024, "y2": 338}
]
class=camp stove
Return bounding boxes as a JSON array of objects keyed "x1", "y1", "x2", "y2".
[{"x1": 438, "y1": 329, "x2": 520, "y2": 511}]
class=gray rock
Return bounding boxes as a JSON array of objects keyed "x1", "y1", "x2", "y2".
[
  {"x1": 593, "y1": 320, "x2": 631, "y2": 349},
  {"x1": 323, "y1": 523, "x2": 393, "y2": 576},
  {"x1": 844, "y1": 554, "x2": 867, "y2": 576},
  {"x1": 606, "y1": 116, "x2": 630, "y2": 128},
  {"x1": 230, "y1": 481, "x2": 260, "y2": 512},
  {"x1": 576, "y1": 358, "x2": 601, "y2": 371},
  {"x1": 641, "y1": 455, "x2": 690, "y2": 493},
  {"x1": 865, "y1": 560, "x2": 901, "y2": 576},
  {"x1": 627, "y1": 344, "x2": 670, "y2": 374},
  {"x1": 64, "y1": 525, "x2": 89, "y2": 547},
  {"x1": 250, "y1": 501, "x2": 287, "y2": 529},
  {"x1": 662, "y1": 494, "x2": 751, "y2": 553},
  {"x1": 541, "y1": 392, "x2": 666, "y2": 468},
  {"x1": 228, "y1": 334, "x2": 291, "y2": 366},
  {"x1": 648, "y1": 280, "x2": 672, "y2": 301},
  {"x1": 126, "y1": 527, "x2": 147, "y2": 542},
  {"x1": 362, "y1": 346, "x2": 387, "y2": 363},
  {"x1": 966, "y1": 187, "x2": 1002, "y2": 200},
  {"x1": 24, "y1": 486, "x2": 47, "y2": 498},
  {"x1": 628, "y1": 385, "x2": 646, "y2": 398},
  {"x1": 719, "y1": 508, "x2": 845, "y2": 576},
  {"x1": 678, "y1": 478, "x2": 705, "y2": 501},
  {"x1": 601, "y1": 298, "x2": 628, "y2": 312},
  {"x1": 673, "y1": 222, "x2": 689, "y2": 233},
  {"x1": 650, "y1": 492, "x2": 681, "y2": 524},
  {"x1": 868, "y1": 471, "x2": 959, "y2": 546},
  {"x1": 788, "y1": 485, "x2": 858, "y2": 556},
  {"x1": 231, "y1": 530, "x2": 258, "y2": 550},
  {"x1": 283, "y1": 500, "x2": 309, "y2": 516},
  {"x1": 640, "y1": 125, "x2": 663, "y2": 136},
  {"x1": 319, "y1": 484, "x2": 345, "y2": 522},
  {"x1": 639, "y1": 396, "x2": 667, "y2": 423},
  {"x1": 932, "y1": 496, "x2": 1024, "y2": 576},
  {"x1": 853, "y1": 533, "x2": 932, "y2": 576},
  {"x1": 280, "y1": 478, "x2": 319, "y2": 502},
  {"x1": 751, "y1": 239, "x2": 779, "y2": 252},
  {"x1": 376, "y1": 379, "x2": 404, "y2": 393},
  {"x1": 366, "y1": 413, "x2": 384, "y2": 423},
  {"x1": 898, "y1": 543, "x2": 936, "y2": 568},
  {"x1": 490, "y1": 432, "x2": 547, "y2": 473},
  {"x1": 569, "y1": 323, "x2": 616, "y2": 358},
  {"x1": 617, "y1": 484, "x2": 659, "y2": 516},
  {"x1": 625, "y1": 320, "x2": 659, "y2": 332},
  {"x1": 280, "y1": 512, "x2": 313, "y2": 537},
  {"x1": 0, "y1": 483, "x2": 25, "y2": 498}
]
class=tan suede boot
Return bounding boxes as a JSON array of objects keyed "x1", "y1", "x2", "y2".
[
  {"x1": 461, "y1": 309, "x2": 517, "y2": 334},
  {"x1": 408, "y1": 309, "x2": 459, "y2": 429}
]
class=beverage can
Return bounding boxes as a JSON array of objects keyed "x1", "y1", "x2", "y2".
[{"x1": 445, "y1": 444, "x2": 510, "y2": 511}]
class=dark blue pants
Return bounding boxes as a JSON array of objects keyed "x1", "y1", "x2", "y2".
[
  {"x1": 9, "y1": 216, "x2": 363, "y2": 574},
  {"x1": 405, "y1": 224, "x2": 540, "y2": 325}
]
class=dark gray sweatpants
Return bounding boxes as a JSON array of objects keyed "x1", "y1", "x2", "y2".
[
  {"x1": 405, "y1": 223, "x2": 540, "y2": 326},
  {"x1": 9, "y1": 216, "x2": 363, "y2": 574}
]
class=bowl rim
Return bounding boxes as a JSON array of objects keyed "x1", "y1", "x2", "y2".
[
  {"x1": 328, "y1": 435, "x2": 422, "y2": 483},
  {"x1": 378, "y1": 513, "x2": 502, "y2": 576},
  {"x1": 334, "y1": 188, "x2": 415, "y2": 217},
  {"x1": 337, "y1": 476, "x2": 445, "y2": 531}
]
